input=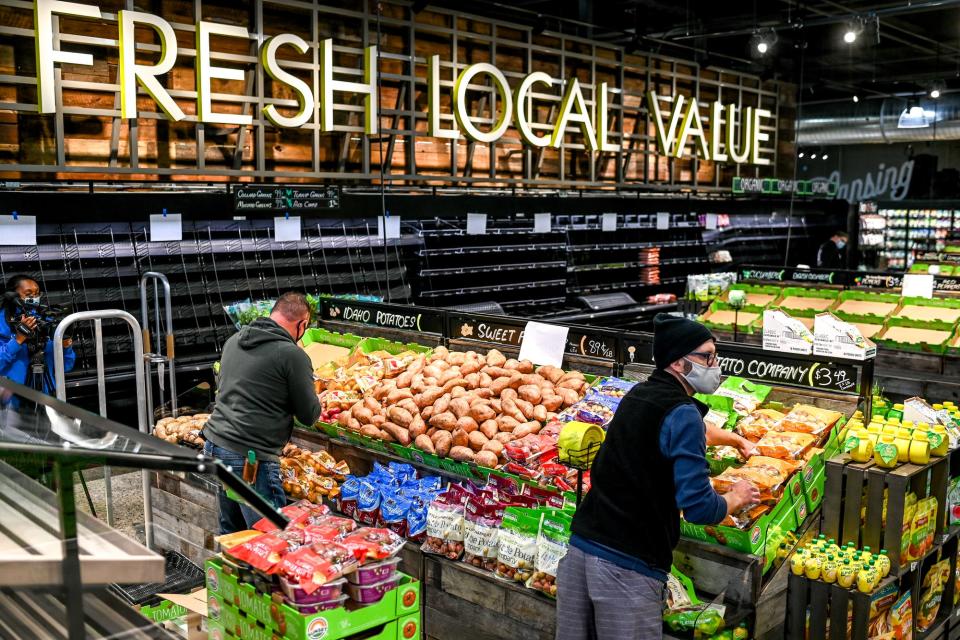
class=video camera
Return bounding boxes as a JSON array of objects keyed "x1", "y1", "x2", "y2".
[{"x1": 1, "y1": 292, "x2": 67, "y2": 347}]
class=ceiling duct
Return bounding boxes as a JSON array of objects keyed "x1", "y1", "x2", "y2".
[{"x1": 796, "y1": 95, "x2": 960, "y2": 145}]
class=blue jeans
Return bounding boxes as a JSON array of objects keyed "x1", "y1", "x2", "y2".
[{"x1": 204, "y1": 441, "x2": 286, "y2": 534}]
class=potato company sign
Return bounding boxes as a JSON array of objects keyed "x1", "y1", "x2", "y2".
[{"x1": 31, "y1": 0, "x2": 774, "y2": 165}]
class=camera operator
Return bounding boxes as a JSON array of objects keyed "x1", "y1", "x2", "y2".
[{"x1": 0, "y1": 275, "x2": 75, "y2": 406}]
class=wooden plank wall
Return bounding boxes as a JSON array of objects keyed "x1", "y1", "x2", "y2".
[{"x1": 0, "y1": 0, "x2": 792, "y2": 190}]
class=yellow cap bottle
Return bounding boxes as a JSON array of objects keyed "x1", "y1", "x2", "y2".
[
  {"x1": 894, "y1": 429, "x2": 912, "y2": 462},
  {"x1": 909, "y1": 432, "x2": 931, "y2": 465},
  {"x1": 876, "y1": 550, "x2": 891, "y2": 578},
  {"x1": 822, "y1": 555, "x2": 839, "y2": 584},
  {"x1": 791, "y1": 552, "x2": 806, "y2": 576},
  {"x1": 805, "y1": 554, "x2": 823, "y2": 580},
  {"x1": 873, "y1": 435, "x2": 899, "y2": 468},
  {"x1": 929, "y1": 425, "x2": 949, "y2": 456},
  {"x1": 857, "y1": 564, "x2": 875, "y2": 593}
]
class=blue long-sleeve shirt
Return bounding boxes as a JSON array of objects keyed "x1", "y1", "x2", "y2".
[
  {"x1": 0, "y1": 318, "x2": 75, "y2": 406},
  {"x1": 659, "y1": 403, "x2": 729, "y2": 525}
]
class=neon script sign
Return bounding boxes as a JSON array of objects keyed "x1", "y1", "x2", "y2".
[{"x1": 33, "y1": 0, "x2": 774, "y2": 164}]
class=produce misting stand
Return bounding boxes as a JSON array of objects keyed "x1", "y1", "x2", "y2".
[
  {"x1": 140, "y1": 272, "x2": 178, "y2": 422},
  {"x1": 54, "y1": 310, "x2": 149, "y2": 540}
]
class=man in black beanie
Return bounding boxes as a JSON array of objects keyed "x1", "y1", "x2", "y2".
[{"x1": 556, "y1": 314, "x2": 759, "y2": 640}]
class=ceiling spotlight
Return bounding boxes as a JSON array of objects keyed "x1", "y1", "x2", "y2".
[
  {"x1": 852, "y1": 95, "x2": 860, "y2": 103},
  {"x1": 931, "y1": 88, "x2": 941, "y2": 99},
  {"x1": 757, "y1": 40, "x2": 768, "y2": 54},
  {"x1": 930, "y1": 80, "x2": 945, "y2": 99},
  {"x1": 810, "y1": 153, "x2": 818, "y2": 159},
  {"x1": 822, "y1": 154, "x2": 829, "y2": 160},
  {"x1": 798, "y1": 151, "x2": 805, "y2": 158},
  {"x1": 843, "y1": 18, "x2": 864, "y2": 44},
  {"x1": 750, "y1": 30, "x2": 777, "y2": 56}
]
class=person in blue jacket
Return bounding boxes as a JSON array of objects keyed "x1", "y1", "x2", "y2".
[{"x1": 0, "y1": 275, "x2": 75, "y2": 405}]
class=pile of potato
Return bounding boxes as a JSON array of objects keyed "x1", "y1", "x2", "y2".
[
  {"x1": 153, "y1": 414, "x2": 209, "y2": 447},
  {"x1": 337, "y1": 346, "x2": 590, "y2": 468},
  {"x1": 280, "y1": 443, "x2": 350, "y2": 502}
]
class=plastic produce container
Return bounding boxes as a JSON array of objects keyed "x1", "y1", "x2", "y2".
[
  {"x1": 345, "y1": 575, "x2": 400, "y2": 604},
  {"x1": 286, "y1": 594, "x2": 349, "y2": 614},
  {"x1": 279, "y1": 576, "x2": 347, "y2": 604},
  {"x1": 346, "y1": 557, "x2": 400, "y2": 586}
]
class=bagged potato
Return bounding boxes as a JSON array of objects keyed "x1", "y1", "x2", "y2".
[
  {"x1": 526, "y1": 509, "x2": 572, "y2": 598},
  {"x1": 422, "y1": 485, "x2": 471, "y2": 560},
  {"x1": 495, "y1": 507, "x2": 541, "y2": 583},
  {"x1": 462, "y1": 495, "x2": 504, "y2": 572}
]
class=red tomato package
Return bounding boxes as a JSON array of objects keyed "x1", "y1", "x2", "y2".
[
  {"x1": 252, "y1": 500, "x2": 330, "y2": 533},
  {"x1": 340, "y1": 527, "x2": 405, "y2": 563},
  {"x1": 225, "y1": 529, "x2": 307, "y2": 573},
  {"x1": 277, "y1": 542, "x2": 357, "y2": 593},
  {"x1": 302, "y1": 514, "x2": 358, "y2": 542}
]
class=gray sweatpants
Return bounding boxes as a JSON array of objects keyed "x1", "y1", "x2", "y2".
[{"x1": 555, "y1": 545, "x2": 665, "y2": 640}]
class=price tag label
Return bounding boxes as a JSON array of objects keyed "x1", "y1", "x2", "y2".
[
  {"x1": 601, "y1": 213, "x2": 617, "y2": 232},
  {"x1": 657, "y1": 212, "x2": 670, "y2": 230},
  {"x1": 274, "y1": 215, "x2": 302, "y2": 242},
  {"x1": 0, "y1": 214, "x2": 36, "y2": 246},
  {"x1": 705, "y1": 213, "x2": 718, "y2": 230},
  {"x1": 518, "y1": 321, "x2": 569, "y2": 368},
  {"x1": 378, "y1": 215, "x2": 401, "y2": 240},
  {"x1": 534, "y1": 213, "x2": 552, "y2": 233},
  {"x1": 467, "y1": 213, "x2": 487, "y2": 235},
  {"x1": 149, "y1": 212, "x2": 182, "y2": 242}
]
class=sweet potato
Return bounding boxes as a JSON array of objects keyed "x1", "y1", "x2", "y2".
[
  {"x1": 461, "y1": 360, "x2": 482, "y2": 376},
  {"x1": 501, "y1": 398, "x2": 526, "y2": 423},
  {"x1": 370, "y1": 414, "x2": 386, "y2": 427},
  {"x1": 386, "y1": 388, "x2": 414, "y2": 404},
  {"x1": 421, "y1": 406, "x2": 435, "y2": 421},
  {"x1": 426, "y1": 427, "x2": 437, "y2": 438},
  {"x1": 497, "y1": 415, "x2": 520, "y2": 432},
  {"x1": 381, "y1": 422, "x2": 411, "y2": 446},
  {"x1": 347, "y1": 418, "x2": 362, "y2": 431},
  {"x1": 395, "y1": 371, "x2": 414, "y2": 389},
  {"x1": 388, "y1": 406, "x2": 414, "y2": 428},
  {"x1": 432, "y1": 431, "x2": 452, "y2": 457},
  {"x1": 493, "y1": 432, "x2": 514, "y2": 444},
  {"x1": 486, "y1": 349, "x2": 507, "y2": 367},
  {"x1": 447, "y1": 351, "x2": 466, "y2": 366},
  {"x1": 364, "y1": 397, "x2": 382, "y2": 414},
  {"x1": 408, "y1": 358, "x2": 425, "y2": 376},
  {"x1": 475, "y1": 450, "x2": 498, "y2": 468},
  {"x1": 504, "y1": 358, "x2": 521, "y2": 370},
  {"x1": 500, "y1": 387, "x2": 518, "y2": 402},
  {"x1": 541, "y1": 394, "x2": 563, "y2": 412},
  {"x1": 520, "y1": 374, "x2": 545, "y2": 387},
  {"x1": 450, "y1": 386, "x2": 467, "y2": 398},
  {"x1": 414, "y1": 434, "x2": 435, "y2": 454},
  {"x1": 471, "y1": 403, "x2": 496, "y2": 423},
  {"x1": 482, "y1": 439, "x2": 504, "y2": 456},
  {"x1": 442, "y1": 377, "x2": 470, "y2": 393},
  {"x1": 517, "y1": 360, "x2": 534, "y2": 374},
  {"x1": 420, "y1": 386, "x2": 445, "y2": 407},
  {"x1": 489, "y1": 377, "x2": 512, "y2": 396},
  {"x1": 451, "y1": 428, "x2": 469, "y2": 448},
  {"x1": 482, "y1": 366, "x2": 511, "y2": 379},
  {"x1": 464, "y1": 373, "x2": 480, "y2": 389},
  {"x1": 533, "y1": 404, "x2": 548, "y2": 423},
  {"x1": 489, "y1": 399, "x2": 502, "y2": 414},
  {"x1": 478, "y1": 372, "x2": 493, "y2": 388},
  {"x1": 423, "y1": 365, "x2": 443, "y2": 380},
  {"x1": 515, "y1": 399, "x2": 535, "y2": 420},
  {"x1": 467, "y1": 430, "x2": 489, "y2": 452},
  {"x1": 432, "y1": 345, "x2": 450, "y2": 360},
  {"x1": 372, "y1": 381, "x2": 395, "y2": 400},
  {"x1": 409, "y1": 415, "x2": 427, "y2": 438},
  {"x1": 433, "y1": 394, "x2": 452, "y2": 415},
  {"x1": 379, "y1": 429, "x2": 396, "y2": 443},
  {"x1": 558, "y1": 388, "x2": 580, "y2": 407},
  {"x1": 473, "y1": 388, "x2": 493, "y2": 399},
  {"x1": 480, "y1": 419, "x2": 499, "y2": 439},
  {"x1": 450, "y1": 398, "x2": 471, "y2": 419},
  {"x1": 558, "y1": 378, "x2": 584, "y2": 391},
  {"x1": 518, "y1": 385, "x2": 542, "y2": 404},
  {"x1": 398, "y1": 398, "x2": 420, "y2": 417},
  {"x1": 508, "y1": 371, "x2": 525, "y2": 390},
  {"x1": 536, "y1": 365, "x2": 564, "y2": 383},
  {"x1": 429, "y1": 412, "x2": 457, "y2": 431},
  {"x1": 410, "y1": 375, "x2": 427, "y2": 394},
  {"x1": 456, "y1": 416, "x2": 479, "y2": 434},
  {"x1": 513, "y1": 422, "x2": 540, "y2": 439},
  {"x1": 337, "y1": 410, "x2": 352, "y2": 427},
  {"x1": 438, "y1": 368, "x2": 460, "y2": 385},
  {"x1": 360, "y1": 424, "x2": 381, "y2": 438},
  {"x1": 352, "y1": 406, "x2": 374, "y2": 425},
  {"x1": 450, "y1": 446, "x2": 475, "y2": 462}
]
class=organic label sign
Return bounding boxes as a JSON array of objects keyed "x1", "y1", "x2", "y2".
[
  {"x1": 321, "y1": 300, "x2": 444, "y2": 334},
  {"x1": 234, "y1": 185, "x2": 340, "y2": 212},
  {"x1": 717, "y1": 350, "x2": 860, "y2": 393}
]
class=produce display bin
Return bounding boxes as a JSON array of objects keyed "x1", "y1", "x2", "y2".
[
  {"x1": 785, "y1": 573, "x2": 878, "y2": 639},
  {"x1": 821, "y1": 453, "x2": 949, "y2": 575},
  {"x1": 774, "y1": 287, "x2": 839, "y2": 313},
  {"x1": 700, "y1": 302, "x2": 762, "y2": 333},
  {"x1": 830, "y1": 290, "x2": 902, "y2": 324},
  {"x1": 873, "y1": 317, "x2": 955, "y2": 355},
  {"x1": 207, "y1": 557, "x2": 420, "y2": 640},
  {"x1": 721, "y1": 284, "x2": 782, "y2": 310},
  {"x1": 301, "y1": 328, "x2": 365, "y2": 350},
  {"x1": 892, "y1": 296, "x2": 960, "y2": 326}
]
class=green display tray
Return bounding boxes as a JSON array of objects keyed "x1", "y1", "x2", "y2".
[
  {"x1": 723, "y1": 284, "x2": 782, "y2": 311},
  {"x1": 830, "y1": 290, "x2": 902, "y2": 324},
  {"x1": 301, "y1": 328, "x2": 364, "y2": 351},
  {"x1": 873, "y1": 317, "x2": 954, "y2": 355},
  {"x1": 207, "y1": 613, "x2": 420, "y2": 640},
  {"x1": 138, "y1": 599, "x2": 189, "y2": 623},
  {"x1": 206, "y1": 558, "x2": 421, "y2": 640},
  {"x1": 699, "y1": 301, "x2": 762, "y2": 334},
  {"x1": 355, "y1": 337, "x2": 433, "y2": 357}
]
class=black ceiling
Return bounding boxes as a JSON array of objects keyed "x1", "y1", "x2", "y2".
[{"x1": 439, "y1": 0, "x2": 960, "y2": 104}]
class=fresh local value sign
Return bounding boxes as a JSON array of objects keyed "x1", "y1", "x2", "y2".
[{"x1": 32, "y1": 0, "x2": 773, "y2": 165}]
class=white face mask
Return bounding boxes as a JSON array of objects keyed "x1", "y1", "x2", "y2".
[
  {"x1": 682, "y1": 358, "x2": 723, "y2": 394},
  {"x1": 835, "y1": 239, "x2": 846, "y2": 250}
]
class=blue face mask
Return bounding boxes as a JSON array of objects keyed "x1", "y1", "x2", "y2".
[
  {"x1": 836, "y1": 239, "x2": 847, "y2": 250},
  {"x1": 22, "y1": 295, "x2": 40, "y2": 306}
]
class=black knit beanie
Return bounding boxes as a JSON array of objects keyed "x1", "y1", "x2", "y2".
[{"x1": 653, "y1": 313, "x2": 715, "y2": 369}]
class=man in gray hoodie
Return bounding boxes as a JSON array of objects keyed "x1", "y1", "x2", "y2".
[{"x1": 203, "y1": 292, "x2": 321, "y2": 533}]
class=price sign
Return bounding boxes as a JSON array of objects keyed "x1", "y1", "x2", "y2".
[
  {"x1": 716, "y1": 347, "x2": 860, "y2": 393},
  {"x1": 852, "y1": 273, "x2": 904, "y2": 290},
  {"x1": 935, "y1": 277, "x2": 960, "y2": 292},
  {"x1": 788, "y1": 269, "x2": 839, "y2": 285},
  {"x1": 566, "y1": 329, "x2": 618, "y2": 361},
  {"x1": 321, "y1": 300, "x2": 445, "y2": 334},
  {"x1": 740, "y1": 268, "x2": 787, "y2": 282},
  {"x1": 447, "y1": 313, "x2": 526, "y2": 347},
  {"x1": 234, "y1": 185, "x2": 340, "y2": 212}
]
